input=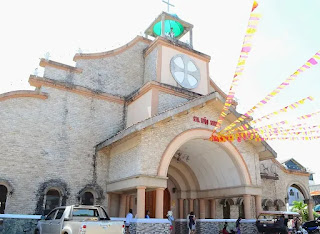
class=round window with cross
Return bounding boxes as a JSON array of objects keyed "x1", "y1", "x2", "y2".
[{"x1": 170, "y1": 54, "x2": 201, "y2": 89}]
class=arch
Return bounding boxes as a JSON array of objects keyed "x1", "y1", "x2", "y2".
[
  {"x1": 0, "y1": 179, "x2": 14, "y2": 194},
  {"x1": 286, "y1": 181, "x2": 310, "y2": 199},
  {"x1": 77, "y1": 184, "x2": 104, "y2": 205},
  {"x1": 274, "y1": 199, "x2": 285, "y2": 207},
  {"x1": 81, "y1": 192, "x2": 95, "y2": 205},
  {"x1": 44, "y1": 189, "x2": 61, "y2": 215},
  {"x1": 0, "y1": 90, "x2": 48, "y2": 102},
  {"x1": 157, "y1": 128, "x2": 252, "y2": 185},
  {"x1": 262, "y1": 199, "x2": 274, "y2": 207},
  {"x1": 220, "y1": 198, "x2": 235, "y2": 206},
  {"x1": 34, "y1": 179, "x2": 70, "y2": 215}
]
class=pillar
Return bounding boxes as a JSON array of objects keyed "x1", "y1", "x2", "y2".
[
  {"x1": 243, "y1": 194, "x2": 252, "y2": 219},
  {"x1": 179, "y1": 199, "x2": 184, "y2": 219},
  {"x1": 106, "y1": 193, "x2": 111, "y2": 214},
  {"x1": 137, "y1": 186, "x2": 146, "y2": 218},
  {"x1": 161, "y1": 14, "x2": 165, "y2": 37},
  {"x1": 155, "y1": 188, "x2": 165, "y2": 218},
  {"x1": 210, "y1": 199, "x2": 216, "y2": 219},
  {"x1": 130, "y1": 195, "x2": 134, "y2": 214},
  {"x1": 199, "y1": 199, "x2": 205, "y2": 219},
  {"x1": 306, "y1": 199, "x2": 314, "y2": 221},
  {"x1": 189, "y1": 28, "x2": 193, "y2": 48},
  {"x1": 189, "y1": 199, "x2": 194, "y2": 213},
  {"x1": 125, "y1": 195, "x2": 130, "y2": 215},
  {"x1": 255, "y1": 195, "x2": 262, "y2": 218},
  {"x1": 119, "y1": 194, "x2": 126, "y2": 217}
]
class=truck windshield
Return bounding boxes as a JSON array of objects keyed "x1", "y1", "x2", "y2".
[{"x1": 72, "y1": 209, "x2": 99, "y2": 217}]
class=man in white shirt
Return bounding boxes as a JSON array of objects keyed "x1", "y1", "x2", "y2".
[{"x1": 125, "y1": 209, "x2": 133, "y2": 234}]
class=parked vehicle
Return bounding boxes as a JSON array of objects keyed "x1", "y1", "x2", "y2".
[
  {"x1": 35, "y1": 205, "x2": 125, "y2": 234},
  {"x1": 302, "y1": 218, "x2": 320, "y2": 233},
  {"x1": 256, "y1": 211, "x2": 300, "y2": 234}
]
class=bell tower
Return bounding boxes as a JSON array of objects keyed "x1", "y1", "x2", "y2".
[{"x1": 143, "y1": 12, "x2": 211, "y2": 95}]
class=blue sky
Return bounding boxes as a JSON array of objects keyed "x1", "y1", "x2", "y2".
[{"x1": 1, "y1": 0, "x2": 320, "y2": 182}]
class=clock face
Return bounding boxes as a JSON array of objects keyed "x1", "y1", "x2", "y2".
[{"x1": 170, "y1": 54, "x2": 201, "y2": 89}]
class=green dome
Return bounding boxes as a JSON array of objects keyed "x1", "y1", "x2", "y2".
[{"x1": 153, "y1": 18, "x2": 184, "y2": 37}]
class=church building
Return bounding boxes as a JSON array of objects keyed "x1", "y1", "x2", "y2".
[{"x1": 0, "y1": 11, "x2": 314, "y2": 226}]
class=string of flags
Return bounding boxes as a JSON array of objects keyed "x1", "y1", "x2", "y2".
[
  {"x1": 208, "y1": 0, "x2": 320, "y2": 143},
  {"x1": 213, "y1": 0, "x2": 261, "y2": 132},
  {"x1": 226, "y1": 96, "x2": 314, "y2": 134}
]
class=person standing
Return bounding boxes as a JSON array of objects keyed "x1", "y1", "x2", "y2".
[
  {"x1": 167, "y1": 210, "x2": 174, "y2": 233},
  {"x1": 187, "y1": 211, "x2": 196, "y2": 234},
  {"x1": 236, "y1": 217, "x2": 242, "y2": 234},
  {"x1": 125, "y1": 209, "x2": 133, "y2": 234},
  {"x1": 145, "y1": 210, "x2": 150, "y2": 219}
]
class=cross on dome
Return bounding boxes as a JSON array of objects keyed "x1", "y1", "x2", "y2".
[{"x1": 162, "y1": 0, "x2": 175, "y2": 12}]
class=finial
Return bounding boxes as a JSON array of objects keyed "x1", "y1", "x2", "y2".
[
  {"x1": 33, "y1": 68, "x2": 38, "y2": 76},
  {"x1": 162, "y1": 0, "x2": 174, "y2": 12},
  {"x1": 78, "y1": 48, "x2": 83, "y2": 54},
  {"x1": 44, "y1": 52, "x2": 50, "y2": 61}
]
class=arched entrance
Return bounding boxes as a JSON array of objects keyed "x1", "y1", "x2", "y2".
[{"x1": 157, "y1": 128, "x2": 254, "y2": 219}]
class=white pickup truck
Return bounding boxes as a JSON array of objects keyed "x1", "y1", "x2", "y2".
[{"x1": 35, "y1": 205, "x2": 125, "y2": 234}]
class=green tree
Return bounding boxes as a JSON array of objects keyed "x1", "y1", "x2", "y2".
[{"x1": 291, "y1": 201, "x2": 308, "y2": 222}]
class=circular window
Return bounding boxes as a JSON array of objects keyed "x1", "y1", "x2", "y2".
[{"x1": 170, "y1": 54, "x2": 201, "y2": 89}]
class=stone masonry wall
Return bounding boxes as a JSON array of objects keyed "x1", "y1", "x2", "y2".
[
  {"x1": 158, "y1": 92, "x2": 189, "y2": 114},
  {"x1": 260, "y1": 159, "x2": 310, "y2": 207},
  {"x1": 73, "y1": 41, "x2": 149, "y2": 97},
  {"x1": 0, "y1": 86, "x2": 124, "y2": 214},
  {"x1": 143, "y1": 47, "x2": 158, "y2": 83}
]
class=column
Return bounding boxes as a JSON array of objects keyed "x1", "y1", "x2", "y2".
[
  {"x1": 243, "y1": 194, "x2": 252, "y2": 219},
  {"x1": 199, "y1": 199, "x2": 205, "y2": 219},
  {"x1": 155, "y1": 188, "x2": 165, "y2": 218},
  {"x1": 306, "y1": 199, "x2": 314, "y2": 221},
  {"x1": 161, "y1": 14, "x2": 165, "y2": 37},
  {"x1": 210, "y1": 199, "x2": 216, "y2": 219},
  {"x1": 130, "y1": 195, "x2": 134, "y2": 214},
  {"x1": 137, "y1": 186, "x2": 146, "y2": 218},
  {"x1": 119, "y1": 194, "x2": 126, "y2": 217},
  {"x1": 179, "y1": 199, "x2": 184, "y2": 219},
  {"x1": 189, "y1": 28, "x2": 193, "y2": 48},
  {"x1": 189, "y1": 199, "x2": 194, "y2": 213},
  {"x1": 106, "y1": 193, "x2": 111, "y2": 214},
  {"x1": 255, "y1": 195, "x2": 262, "y2": 218},
  {"x1": 125, "y1": 195, "x2": 130, "y2": 215}
]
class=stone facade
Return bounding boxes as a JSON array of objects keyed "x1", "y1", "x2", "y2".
[{"x1": 0, "y1": 29, "x2": 312, "y2": 226}]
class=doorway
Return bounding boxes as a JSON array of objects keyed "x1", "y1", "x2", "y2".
[{"x1": 145, "y1": 188, "x2": 170, "y2": 218}]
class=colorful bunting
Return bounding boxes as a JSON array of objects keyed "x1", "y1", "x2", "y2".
[
  {"x1": 219, "y1": 50, "x2": 320, "y2": 134},
  {"x1": 213, "y1": 1, "x2": 261, "y2": 133}
]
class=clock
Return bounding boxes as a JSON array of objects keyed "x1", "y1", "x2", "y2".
[{"x1": 170, "y1": 54, "x2": 201, "y2": 89}]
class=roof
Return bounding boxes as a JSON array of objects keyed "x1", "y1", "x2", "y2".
[
  {"x1": 96, "y1": 91, "x2": 277, "y2": 160},
  {"x1": 311, "y1": 191, "x2": 320, "y2": 196},
  {"x1": 281, "y1": 158, "x2": 307, "y2": 171},
  {"x1": 144, "y1": 12, "x2": 193, "y2": 40}
]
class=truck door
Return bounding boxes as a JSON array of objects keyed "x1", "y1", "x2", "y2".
[
  {"x1": 50, "y1": 208, "x2": 65, "y2": 233},
  {"x1": 41, "y1": 210, "x2": 57, "y2": 234}
]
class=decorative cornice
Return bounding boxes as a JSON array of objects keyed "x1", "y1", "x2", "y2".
[
  {"x1": 126, "y1": 81, "x2": 201, "y2": 104},
  {"x1": 0, "y1": 90, "x2": 48, "y2": 102},
  {"x1": 28, "y1": 75, "x2": 125, "y2": 104},
  {"x1": 144, "y1": 36, "x2": 211, "y2": 62},
  {"x1": 39, "y1": 59, "x2": 82, "y2": 74},
  {"x1": 73, "y1": 36, "x2": 151, "y2": 61}
]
